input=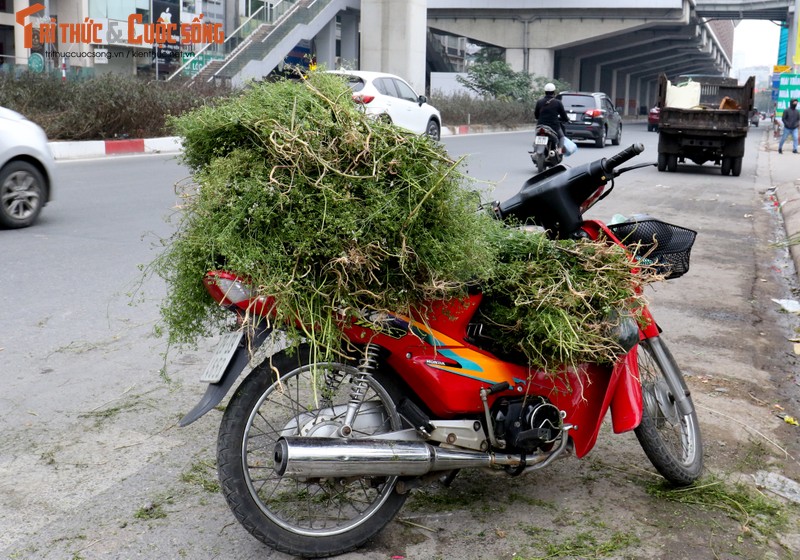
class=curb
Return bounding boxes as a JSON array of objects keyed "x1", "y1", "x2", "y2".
[
  {"x1": 49, "y1": 118, "x2": 645, "y2": 159},
  {"x1": 442, "y1": 124, "x2": 535, "y2": 136},
  {"x1": 49, "y1": 136, "x2": 182, "y2": 160}
]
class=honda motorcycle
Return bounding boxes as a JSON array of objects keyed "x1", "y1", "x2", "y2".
[
  {"x1": 529, "y1": 124, "x2": 563, "y2": 173},
  {"x1": 180, "y1": 143, "x2": 703, "y2": 558}
]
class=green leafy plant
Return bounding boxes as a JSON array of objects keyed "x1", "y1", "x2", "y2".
[
  {"x1": 153, "y1": 71, "x2": 652, "y2": 374},
  {"x1": 479, "y1": 226, "x2": 645, "y2": 369},
  {"x1": 455, "y1": 62, "x2": 570, "y2": 104},
  {"x1": 0, "y1": 73, "x2": 228, "y2": 140},
  {"x1": 155, "y1": 72, "x2": 495, "y2": 360}
]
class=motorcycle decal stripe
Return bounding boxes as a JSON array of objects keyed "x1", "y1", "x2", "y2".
[
  {"x1": 426, "y1": 363, "x2": 512, "y2": 387},
  {"x1": 437, "y1": 349, "x2": 484, "y2": 373}
]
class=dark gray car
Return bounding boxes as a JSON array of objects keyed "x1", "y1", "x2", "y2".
[{"x1": 557, "y1": 92, "x2": 623, "y2": 148}]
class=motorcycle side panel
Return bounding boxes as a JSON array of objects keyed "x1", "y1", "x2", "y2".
[{"x1": 342, "y1": 296, "x2": 618, "y2": 458}]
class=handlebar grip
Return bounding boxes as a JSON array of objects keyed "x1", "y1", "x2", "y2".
[{"x1": 602, "y1": 143, "x2": 645, "y2": 174}]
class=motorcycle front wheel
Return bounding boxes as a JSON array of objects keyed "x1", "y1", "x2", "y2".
[
  {"x1": 217, "y1": 345, "x2": 407, "y2": 557},
  {"x1": 634, "y1": 337, "x2": 703, "y2": 486}
]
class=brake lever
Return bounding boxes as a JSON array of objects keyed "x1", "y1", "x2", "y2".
[
  {"x1": 615, "y1": 161, "x2": 657, "y2": 176},
  {"x1": 600, "y1": 161, "x2": 656, "y2": 202}
]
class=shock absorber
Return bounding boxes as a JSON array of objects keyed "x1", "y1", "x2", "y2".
[{"x1": 339, "y1": 343, "x2": 382, "y2": 436}]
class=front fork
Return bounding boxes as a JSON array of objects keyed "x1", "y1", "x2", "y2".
[{"x1": 638, "y1": 306, "x2": 692, "y2": 416}]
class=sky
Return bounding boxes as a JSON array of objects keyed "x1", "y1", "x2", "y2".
[{"x1": 732, "y1": 19, "x2": 782, "y2": 71}]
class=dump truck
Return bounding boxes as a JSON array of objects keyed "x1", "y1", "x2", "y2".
[{"x1": 656, "y1": 73, "x2": 755, "y2": 176}]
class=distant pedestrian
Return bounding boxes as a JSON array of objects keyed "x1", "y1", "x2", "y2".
[{"x1": 778, "y1": 99, "x2": 799, "y2": 154}]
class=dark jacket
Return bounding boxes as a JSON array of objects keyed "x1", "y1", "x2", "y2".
[
  {"x1": 535, "y1": 94, "x2": 569, "y2": 134},
  {"x1": 783, "y1": 106, "x2": 800, "y2": 129}
]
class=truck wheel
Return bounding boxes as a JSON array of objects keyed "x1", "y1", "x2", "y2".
[
  {"x1": 657, "y1": 153, "x2": 667, "y2": 172},
  {"x1": 666, "y1": 155, "x2": 678, "y2": 172},
  {"x1": 721, "y1": 158, "x2": 731, "y2": 176},
  {"x1": 731, "y1": 157, "x2": 742, "y2": 177}
]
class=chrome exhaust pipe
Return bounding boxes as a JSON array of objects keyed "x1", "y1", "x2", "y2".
[{"x1": 273, "y1": 437, "x2": 521, "y2": 478}]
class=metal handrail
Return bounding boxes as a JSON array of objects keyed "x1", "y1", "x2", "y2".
[
  {"x1": 166, "y1": 2, "x2": 277, "y2": 82},
  {"x1": 211, "y1": 0, "x2": 303, "y2": 80}
]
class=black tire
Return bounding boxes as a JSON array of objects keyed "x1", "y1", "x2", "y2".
[
  {"x1": 720, "y1": 157, "x2": 731, "y2": 176},
  {"x1": 534, "y1": 153, "x2": 545, "y2": 173},
  {"x1": 612, "y1": 124, "x2": 622, "y2": 146},
  {"x1": 634, "y1": 337, "x2": 703, "y2": 486},
  {"x1": 595, "y1": 127, "x2": 606, "y2": 148},
  {"x1": 657, "y1": 152, "x2": 667, "y2": 172},
  {"x1": 731, "y1": 156, "x2": 742, "y2": 177},
  {"x1": 217, "y1": 346, "x2": 407, "y2": 557},
  {"x1": 0, "y1": 161, "x2": 45, "y2": 229},
  {"x1": 425, "y1": 119, "x2": 441, "y2": 141},
  {"x1": 666, "y1": 154, "x2": 678, "y2": 172}
]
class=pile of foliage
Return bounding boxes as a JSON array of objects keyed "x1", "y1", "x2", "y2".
[
  {"x1": 0, "y1": 73, "x2": 228, "y2": 140},
  {"x1": 154, "y1": 72, "x2": 650, "y2": 371}
]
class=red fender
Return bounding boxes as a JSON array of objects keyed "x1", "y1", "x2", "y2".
[{"x1": 609, "y1": 345, "x2": 643, "y2": 433}]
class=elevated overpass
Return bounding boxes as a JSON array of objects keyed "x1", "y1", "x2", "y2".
[
  {"x1": 425, "y1": 0, "x2": 793, "y2": 112},
  {"x1": 189, "y1": 0, "x2": 793, "y2": 114}
]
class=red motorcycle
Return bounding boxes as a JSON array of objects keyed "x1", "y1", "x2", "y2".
[{"x1": 181, "y1": 144, "x2": 703, "y2": 558}]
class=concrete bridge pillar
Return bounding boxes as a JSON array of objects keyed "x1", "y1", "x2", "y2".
[
  {"x1": 528, "y1": 48, "x2": 556, "y2": 79},
  {"x1": 360, "y1": 0, "x2": 427, "y2": 93},
  {"x1": 339, "y1": 11, "x2": 359, "y2": 68},
  {"x1": 315, "y1": 19, "x2": 337, "y2": 71}
]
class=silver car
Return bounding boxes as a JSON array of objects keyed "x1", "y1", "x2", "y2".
[{"x1": 0, "y1": 107, "x2": 56, "y2": 228}]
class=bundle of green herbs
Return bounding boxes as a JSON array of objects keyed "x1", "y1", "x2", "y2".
[
  {"x1": 153, "y1": 72, "x2": 653, "y2": 372},
  {"x1": 478, "y1": 227, "x2": 650, "y2": 369}
]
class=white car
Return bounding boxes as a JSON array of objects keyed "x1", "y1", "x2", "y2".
[
  {"x1": 329, "y1": 70, "x2": 442, "y2": 141},
  {"x1": 0, "y1": 107, "x2": 56, "y2": 228}
]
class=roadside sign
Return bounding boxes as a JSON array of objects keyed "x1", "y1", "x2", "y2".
[
  {"x1": 776, "y1": 74, "x2": 800, "y2": 116},
  {"x1": 774, "y1": 65, "x2": 792, "y2": 74},
  {"x1": 28, "y1": 52, "x2": 44, "y2": 73}
]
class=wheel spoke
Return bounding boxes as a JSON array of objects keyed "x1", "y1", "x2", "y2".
[
  {"x1": 634, "y1": 337, "x2": 702, "y2": 485},
  {"x1": 231, "y1": 360, "x2": 403, "y2": 538}
]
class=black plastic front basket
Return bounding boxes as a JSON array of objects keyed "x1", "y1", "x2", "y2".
[{"x1": 608, "y1": 219, "x2": 697, "y2": 279}]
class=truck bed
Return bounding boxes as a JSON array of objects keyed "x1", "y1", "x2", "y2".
[{"x1": 658, "y1": 107, "x2": 749, "y2": 136}]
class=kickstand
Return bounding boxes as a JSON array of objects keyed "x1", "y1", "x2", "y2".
[{"x1": 440, "y1": 470, "x2": 460, "y2": 487}]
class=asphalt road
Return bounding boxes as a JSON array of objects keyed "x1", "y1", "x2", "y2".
[{"x1": 2, "y1": 122, "x2": 799, "y2": 559}]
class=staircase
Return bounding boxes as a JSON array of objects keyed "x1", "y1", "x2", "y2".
[{"x1": 171, "y1": 0, "x2": 359, "y2": 88}]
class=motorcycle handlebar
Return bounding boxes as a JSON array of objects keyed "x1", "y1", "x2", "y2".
[
  {"x1": 602, "y1": 143, "x2": 645, "y2": 175},
  {"x1": 493, "y1": 143, "x2": 647, "y2": 237}
]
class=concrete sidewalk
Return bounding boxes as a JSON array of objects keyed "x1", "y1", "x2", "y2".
[{"x1": 764, "y1": 126, "x2": 800, "y2": 275}]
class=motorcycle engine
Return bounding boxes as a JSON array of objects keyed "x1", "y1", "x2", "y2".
[{"x1": 492, "y1": 396, "x2": 563, "y2": 453}]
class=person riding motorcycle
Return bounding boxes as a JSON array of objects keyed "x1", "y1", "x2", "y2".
[{"x1": 534, "y1": 83, "x2": 570, "y2": 148}]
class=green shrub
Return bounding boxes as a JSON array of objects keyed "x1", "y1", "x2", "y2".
[
  {"x1": 429, "y1": 92, "x2": 535, "y2": 126},
  {"x1": 0, "y1": 73, "x2": 229, "y2": 140}
]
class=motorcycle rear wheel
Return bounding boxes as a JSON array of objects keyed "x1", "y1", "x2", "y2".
[
  {"x1": 532, "y1": 151, "x2": 546, "y2": 173},
  {"x1": 634, "y1": 337, "x2": 703, "y2": 486},
  {"x1": 217, "y1": 345, "x2": 407, "y2": 557}
]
